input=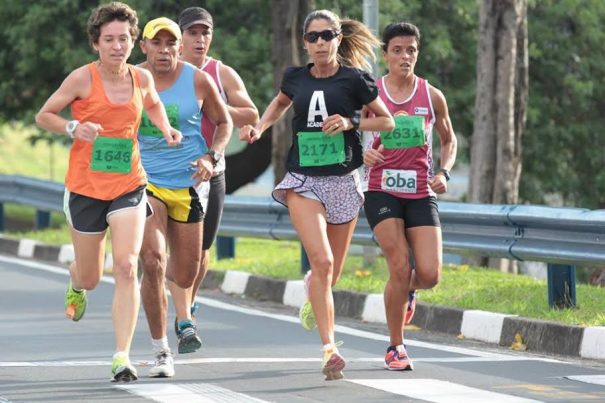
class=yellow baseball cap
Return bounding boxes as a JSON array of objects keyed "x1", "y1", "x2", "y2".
[{"x1": 142, "y1": 17, "x2": 181, "y2": 41}]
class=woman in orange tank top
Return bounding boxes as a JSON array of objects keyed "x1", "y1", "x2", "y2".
[{"x1": 35, "y1": 2, "x2": 181, "y2": 383}]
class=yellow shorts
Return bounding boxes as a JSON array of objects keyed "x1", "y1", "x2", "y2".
[{"x1": 146, "y1": 183, "x2": 208, "y2": 223}]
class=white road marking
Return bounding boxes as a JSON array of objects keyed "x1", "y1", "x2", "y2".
[
  {"x1": 564, "y1": 375, "x2": 605, "y2": 386},
  {"x1": 116, "y1": 383, "x2": 269, "y2": 403},
  {"x1": 348, "y1": 379, "x2": 543, "y2": 402},
  {"x1": 0, "y1": 355, "x2": 540, "y2": 368},
  {"x1": 174, "y1": 356, "x2": 535, "y2": 364},
  {"x1": 0, "y1": 255, "x2": 563, "y2": 365},
  {"x1": 197, "y1": 295, "x2": 561, "y2": 363}
]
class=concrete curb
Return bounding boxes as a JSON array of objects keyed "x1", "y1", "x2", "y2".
[{"x1": 2, "y1": 235, "x2": 603, "y2": 361}]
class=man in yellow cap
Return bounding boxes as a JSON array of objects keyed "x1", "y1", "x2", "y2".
[{"x1": 137, "y1": 16, "x2": 232, "y2": 378}]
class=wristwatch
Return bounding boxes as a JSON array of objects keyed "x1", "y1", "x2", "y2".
[
  {"x1": 350, "y1": 110, "x2": 361, "y2": 130},
  {"x1": 205, "y1": 149, "x2": 223, "y2": 167},
  {"x1": 437, "y1": 168, "x2": 451, "y2": 182},
  {"x1": 65, "y1": 120, "x2": 80, "y2": 139}
]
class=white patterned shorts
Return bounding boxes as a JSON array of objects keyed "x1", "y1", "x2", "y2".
[{"x1": 272, "y1": 170, "x2": 364, "y2": 224}]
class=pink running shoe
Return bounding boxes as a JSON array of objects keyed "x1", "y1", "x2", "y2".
[{"x1": 385, "y1": 344, "x2": 413, "y2": 371}]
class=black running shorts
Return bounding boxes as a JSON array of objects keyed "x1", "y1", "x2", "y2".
[
  {"x1": 64, "y1": 185, "x2": 151, "y2": 233},
  {"x1": 363, "y1": 192, "x2": 440, "y2": 230}
]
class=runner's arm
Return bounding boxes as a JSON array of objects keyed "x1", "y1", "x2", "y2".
[
  {"x1": 429, "y1": 85, "x2": 457, "y2": 193},
  {"x1": 197, "y1": 70, "x2": 233, "y2": 154},
  {"x1": 239, "y1": 91, "x2": 292, "y2": 144},
  {"x1": 360, "y1": 97, "x2": 395, "y2": 133},
  {"x1": 219, "y1": 64, "x2": 259, "y2": 128},
  {"x1": 35, "y1": 67, "x2": 90, "y2": 136}
]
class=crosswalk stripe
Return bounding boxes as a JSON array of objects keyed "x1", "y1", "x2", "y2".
[
  {"x1": 0, "y1": 355, "x2": 543, "y2": 368},
  {"x1": 347, "y1": 379, "x2": 542, "y2": 402},
  {"x1": 116, "y1": 383, "x2": 269, "y2": 403},
  {"x1": 564, "y1": 375, "x2": 605, "y2": 386}
]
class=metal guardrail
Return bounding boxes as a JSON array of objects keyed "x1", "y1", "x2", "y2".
[
  {"x1": 0, "y1": 175, "x2": 64, "y2": 212},
  {"x1": 2, "y1": 174, "x2": 605, "y2": 308},
  {"x1": 221, "y1": 196, "x2": 605, "y2": 267},
  {"x1": 2, "y1": 174, "x2": 605, "y2": 265}
]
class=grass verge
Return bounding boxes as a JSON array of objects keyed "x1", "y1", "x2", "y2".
[
  {"x1": 3, "y1": 205, "x2": 603, "y2": 328},
  {"x1": 207, "y1": 238, "x2": 605, "y2": 327},
  {"x1": 3, "y1": 219, "x2": 603, "y2": 327}
]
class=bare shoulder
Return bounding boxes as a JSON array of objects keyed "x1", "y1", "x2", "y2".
[
  {"x1": 66, "y1": 65, "x2": 93, "y2": 87},
  {"x1": 60, "y1": 65, "x2": 93, "y2": 98},
  {"x1": 429, "y1": 83, "x2": 448, "y2": 111},
  {"x1": 218, "y1": 62, "x2": 245, "y2": 87},
  {"x1": 133, "y1": 65, "x2": 153, "y2": 87},
  {"x1": 194, "y1": 68, "x2": 215, "y2": 87},
  {"x1": 429, "y1": 83, "x2": 445, "y2": 102}
]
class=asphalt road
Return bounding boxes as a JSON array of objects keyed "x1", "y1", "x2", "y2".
[{"x1": 0, "y1": 255, "x2": 604, "y2": 402}]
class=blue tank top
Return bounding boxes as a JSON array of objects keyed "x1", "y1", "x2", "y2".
[{"x1": 138, "y1": 62, "x2": 208, "y2": 188}]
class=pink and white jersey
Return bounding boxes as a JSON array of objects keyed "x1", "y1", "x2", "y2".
[
  {"x1": 364, "y1": 75, "x2": 436, "y2": 199},
  {"x1": 201, "y1": 57, "x2": 228, "y2": 172}
]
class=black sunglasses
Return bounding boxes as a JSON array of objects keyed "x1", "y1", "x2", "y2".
[{"x1": 304, "y1": 30, "x2": 340, "y2": 43}]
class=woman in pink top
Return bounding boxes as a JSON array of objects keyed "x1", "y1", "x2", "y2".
[{"x1": 363, "y1": 22, "x2": 457, "y2": 371}]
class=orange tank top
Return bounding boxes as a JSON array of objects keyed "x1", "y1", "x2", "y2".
[{"x1": 66, "y1": 62, "x2": 146, "y2": 200}]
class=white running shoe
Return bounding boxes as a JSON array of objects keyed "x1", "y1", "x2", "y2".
[{"x1": 148, "y1": 349, "x2": 175, "y2": 378}]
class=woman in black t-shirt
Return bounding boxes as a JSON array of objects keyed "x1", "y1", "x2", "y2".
[{"x1": 240, "y1": 9, "x2": 394, "y2": 381}]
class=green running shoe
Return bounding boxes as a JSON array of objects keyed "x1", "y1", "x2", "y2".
[
  {"x1": 299, "y1": 300, "x2": 317, "y2": 331},
  {"x1": 111, "y1": 354, "x2": 138, "y2": 382},
  {"x1": 65, "y1": 281, "x2": 87, "y2": 322}
]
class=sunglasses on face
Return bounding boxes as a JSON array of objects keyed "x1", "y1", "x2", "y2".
[{"x1": 304, "y1": 30, "x2": 340, "y2": 43}]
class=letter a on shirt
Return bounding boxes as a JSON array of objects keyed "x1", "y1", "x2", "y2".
[{"x1": 307, "y1": 91, "x2": 328, "y2": 127}]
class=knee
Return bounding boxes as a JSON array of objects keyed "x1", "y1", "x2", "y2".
[
  {"x1": 387, "y1": 265, "x2": 411, "y2": 289},
  {"x1": 139, "y1": 249, "x2": 166, "y2": 273},
  {"x1": 173, "y1": 272, "x2": 195, "y2": 288},
  {"x1": 140, "y1": 249, "x2": 166, "y2": 277},
  {"x1": 308, "y1": 255, "x2": 334, "y2": 286},
  {"x1": 72, "y1": 262, "x2": 100, "y2": 290},
  {"x1": 382, "y1": 242, "x2": 411, "y2": 267},
  {"x1": 309, "y1": 255, "x2": 333, "y2": 276},
  {"x1": 172, "y1": 261, "x2": 200, "y2": 288},
  {"x1": 416, "y1": 266, "x2": 441, "y2": 289},
  {"x1": 78, "y1": 276, "x2": 100, "y2": 291},
  {"x1": 384, "y1": 252, "x2": 411, "y2": 283},
  {"x1": 113, "y1": 255, "x2": 139, "y2": 284}
]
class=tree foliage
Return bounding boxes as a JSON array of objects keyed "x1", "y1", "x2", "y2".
[
  {"x1": 522, "y1": 0, "x2": 605, "y2": 208},
  {"x1": 1, "y1": 1, "x2": 604, "y2": 206}
]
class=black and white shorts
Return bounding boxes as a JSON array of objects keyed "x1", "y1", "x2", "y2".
[
  {"x1": 272, "y1": 170, "x2": 364, "y2": 225},
  {"x1": 63, "y1": 185, "x2": 151, "y2": 234}
]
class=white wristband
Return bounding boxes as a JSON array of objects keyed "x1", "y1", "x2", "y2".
[{"x1": 65, "y1": 120, "x2": 80, "y2": 139}]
